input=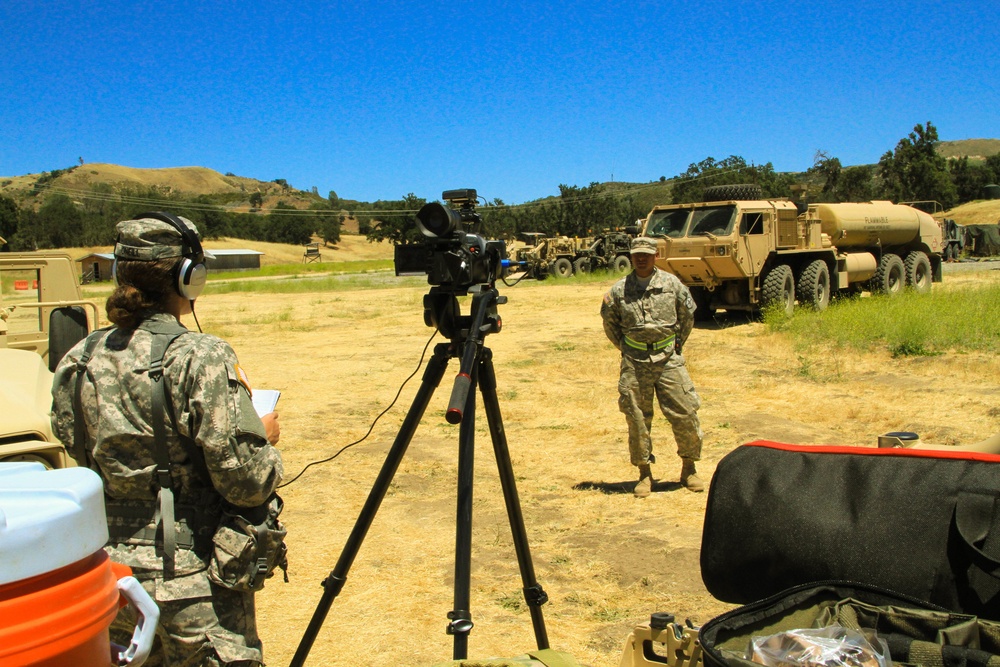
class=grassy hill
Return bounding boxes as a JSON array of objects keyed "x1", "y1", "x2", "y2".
[
  {"x1": 0, "y1": 162, "x2": 328, "y2": 213},
  {"x1": 937, "y1": 138, "x2": 1000, "y2": 161}
]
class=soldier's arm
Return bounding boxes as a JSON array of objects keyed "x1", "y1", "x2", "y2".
[
  {"x1": 600, "y1": 291, "x2": 623, "y2": 350},
  {"x1": 180, "y1": 339, "x2": 283, "y2": 507},
  {"x1": 675, "y1": 284, "x2": 696, "y2": 350}
]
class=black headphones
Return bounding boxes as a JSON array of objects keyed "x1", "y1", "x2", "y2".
[{"x1": 113, "y1": 211, "x2": 208, "y2": 300}]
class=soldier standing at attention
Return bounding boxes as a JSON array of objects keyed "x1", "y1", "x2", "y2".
[
  {"x1": 51, "y1": 213, "x2": 283, "y2": 666},
  {"x1": 600, "y1": 237, "x2": 705, "y2": 497}
]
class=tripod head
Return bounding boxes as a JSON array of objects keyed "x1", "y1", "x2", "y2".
[{"x1": 422, "y1": 285, "x2": 507, "y2": 424}]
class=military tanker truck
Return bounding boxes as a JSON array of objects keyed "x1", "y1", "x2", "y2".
[
  {"x1": 1, "y1": 252, "x2": 97, "y2": 467},
  {"x1": 639, "y1": 189, "x2": 943, "y2": 319}
]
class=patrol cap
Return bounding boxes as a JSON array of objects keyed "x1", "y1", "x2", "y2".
[
  {"x1": 114, "y1": 216, "x2": 215, "y2": 262},
  {"x1": 630, "y1": 237, "x2": 658, "y2": 255}
]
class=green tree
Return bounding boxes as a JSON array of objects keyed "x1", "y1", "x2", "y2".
[
  {"x1": 249, "y1": 191, "x2": 264, "y2": 210},
  {"x1": 838, "y1": 165, "x2": 877, "y2": 202},
  {"x1": 310, "y1": 202, "x2": 341, "y2": 246},
  {"x1": 0, "y1": 196, "x2": 19, "y2": 249},
  {"x1": 265, "y1": 202, "x2": 313, "y2": 245},
  {"x1": 877, "y1": 122, "x2": 956, "y2": 207},
  {"x1": 949, "y1": 157, "x2": 994, "y2": 204},
  {"x1": 364, "y1": 193, "x2": 425, "y2": 243}
]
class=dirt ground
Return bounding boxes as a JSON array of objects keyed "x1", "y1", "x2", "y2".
[{"x1": 169, "y1": 259, "x2": 1000, "y2": 667}]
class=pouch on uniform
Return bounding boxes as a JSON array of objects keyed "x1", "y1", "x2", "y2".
[{"x1": 208, "y1": 493, "x2": 288, "y2": 592}]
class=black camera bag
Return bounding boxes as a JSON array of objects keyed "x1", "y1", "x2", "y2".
[{"x1": 700, "y1": 440, "x2": 1000, "y2": 619}]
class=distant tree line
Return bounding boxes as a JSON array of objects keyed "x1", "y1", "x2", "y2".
[
  {"x1": 360, "y1": 182, "x2": 648, "y2": 245},
  {"x1": 3, "y1": 122, "x2": 997, "y2": 253},
  {"x1": 0, "y1": 183, "x2": 343, "y2": 252},
  {"x1": 668, "y1": 122, "x2": 1000, "y2": 212}
]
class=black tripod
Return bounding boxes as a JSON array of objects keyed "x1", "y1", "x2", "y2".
[{"x1": 290, "y1": 286, "x2": 550, "y2": 666}]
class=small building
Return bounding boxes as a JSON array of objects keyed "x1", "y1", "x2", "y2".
[
  {"x1": 204, "y1": 249, "x2": 264, "y2": 272},
  {"x1": 76, "y1": 249, "x2": 264, "y2": 282},
  {"x1": 76, "y1": 253, "x2": 115, "y2": 283}
]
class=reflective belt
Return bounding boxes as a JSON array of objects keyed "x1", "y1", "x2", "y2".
[{"x1": 623, "y1": 333, "x2": 676, "y2": 352}]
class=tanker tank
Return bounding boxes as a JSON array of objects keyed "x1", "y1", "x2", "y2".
[{"x1": 813, "y1": 202, "x2": 939, "y2": 250}]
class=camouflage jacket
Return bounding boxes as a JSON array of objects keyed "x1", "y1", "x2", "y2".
[
  {"x1": 51, "y1": 313, "x2": 283, "y2": 587},
  {"x1": 600, "y1": 268, "x2": 696, "y2": 364}
]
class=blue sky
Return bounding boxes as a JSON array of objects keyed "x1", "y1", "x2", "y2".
[{"x1": 1, "y1": 1, "x2": 996, "y2": 205}]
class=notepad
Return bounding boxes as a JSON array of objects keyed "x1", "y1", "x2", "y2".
[{"x1": 252, "y1": 389, "x2": 280, "y2": 417}]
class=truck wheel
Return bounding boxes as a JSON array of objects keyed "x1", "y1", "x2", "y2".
[
  {"x1": 871, "y1": 254, "x2": 905, "y2": 296},
  {"x1": 762, "y1": 264, "x2": 795, "y2": 316},
  {"x1": 613, "y1": 255, "x2": 631, "y2": 273},
  {"x1": 553, "y1": 257, "x2": 573, "y2": 278},
  {"x1": 690, "y1": 287, "x2": 717, "y2": 321},
  {"x1": 702, "y1": 184, "x2": 763, "y2": 202},
  {"x1": 572, "y1": 257, "x2": 592, "y2": 275},
  {"x1": 904, "y1": 251, "x2": 932, "y2": 294},
  {"x1": 796, "y1": 259, "x2": 830, "y2": 311}
]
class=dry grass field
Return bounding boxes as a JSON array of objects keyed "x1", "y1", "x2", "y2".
[{"x1": 108, "y1": 247, "x2": 999, "y2": 667}]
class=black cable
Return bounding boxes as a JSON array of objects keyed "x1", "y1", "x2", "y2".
[{"x1": 277, "y1": 326, "x2": 439, "y2": 489}]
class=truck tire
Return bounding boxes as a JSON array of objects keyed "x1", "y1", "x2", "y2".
[
  {"x1": 572, "y1": 257, "x2": 592, "y2": 275},
  {"x1": 702, "y1": 184, "x2": 763, "y2": 202},
  {"x1": 690, "y1": 286, "x2": 717, "y2": 321},
  {"x1": 553, "y1": 257, "x2": 573, "y2": 278},
  {"x1": 796, "y1": 259, "x2": 830, "y2": 311},
  {"x1": 871, "y1": 254, "x2": 905, "y2": 296},
  {"x1": 904, "y1": 251, "x2": 932, "y2": 294},
  {"x1": 762, "y1": 264, "x2": 795, "y2": 316},
  {"x1": 613, "y1": 255, "x2": 631, "y2": 273}
]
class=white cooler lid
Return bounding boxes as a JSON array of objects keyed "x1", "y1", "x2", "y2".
[{"x1": 0, "y1": 462, "x2": 109, "y2": 585}]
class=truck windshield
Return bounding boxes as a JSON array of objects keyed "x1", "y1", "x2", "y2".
[
  {"x1": 688, "y1": 205, "x2": 737, "y2": 237},
  {"x1": 646, "y1": 210, "x2": 690, "y2": 238}
]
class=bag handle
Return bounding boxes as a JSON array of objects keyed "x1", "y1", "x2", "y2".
[{"x1": 954, "y1": 492, "x2": 1000, "y2": 577}]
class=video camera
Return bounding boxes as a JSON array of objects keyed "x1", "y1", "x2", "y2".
[{"x1": 394, "y1": 189, "x2": 507, "y2": 291}]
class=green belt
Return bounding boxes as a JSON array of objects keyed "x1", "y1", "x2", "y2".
[{"x1": 624, "y1": 333, "x2": 675, "y2": 352}]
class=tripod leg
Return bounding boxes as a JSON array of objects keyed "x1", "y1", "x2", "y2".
[
  {"x1": 289, "y1": 343, "x2": 451, "y2": 667},
  {"x1": 477, "y1": 348, "x2": 551, "y2": 650},
  {"x1": 449, "y1": 359, "x2": 478, "y2": 659}
]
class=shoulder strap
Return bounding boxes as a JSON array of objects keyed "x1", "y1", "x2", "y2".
[
  {"x1": 71, "y1": 327, "x2": 113, "y2": 469},
  {"x1": 144, "y1": 321, "x2": 190, "y2": 574}
]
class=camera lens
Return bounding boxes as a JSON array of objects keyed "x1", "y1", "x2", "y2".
[{"x1": 416, "y1": 202, "x2": 462, "y2": 238}]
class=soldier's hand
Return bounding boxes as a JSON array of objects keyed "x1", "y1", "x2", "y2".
[{"x1": 261, "y1": 412, "x2": 280, "y2": 445}]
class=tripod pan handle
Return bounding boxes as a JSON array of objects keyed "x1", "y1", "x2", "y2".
[{"x1": 446, "y1": 372, "x2": 472, "y2": 424}]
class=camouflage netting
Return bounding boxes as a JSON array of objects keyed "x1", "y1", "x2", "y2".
[{"x1": 963, "y1": 223, "x2": 1000, "y2": 257}]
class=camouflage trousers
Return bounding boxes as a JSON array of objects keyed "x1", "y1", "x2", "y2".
[
  {"x1": 617, "y1": 355, "x2": 703, "y2": 467},
  {"x1": 111, "y1": 575, "x2": 262, "y2": 667}
]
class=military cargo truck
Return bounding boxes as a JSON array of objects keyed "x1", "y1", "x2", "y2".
[
  {"x1": 640, "y1": 188, "x2": 943, "y2": 318},
  {"x1": 512, "y1": 234, "x2": 594, "y2": 279},
  {"x1": 1, "y1": 252, "x2": 97, "y2": 467},
  {"x1": 576, "y1": 229, "x2": 636, "y2": 274}
]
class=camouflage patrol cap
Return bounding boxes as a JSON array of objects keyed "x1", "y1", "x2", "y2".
[
  {"x1": 114, "y1": 216, "x2": 214, "y2": 261},
  {"x1": 630, "y1": 237, "x2": 658, "y2": 255}
]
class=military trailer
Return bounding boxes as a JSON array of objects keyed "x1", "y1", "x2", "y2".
[
  {"x1": 639, "y1": 187, "x2": 944, "y2": 319},
  {"x1": 1, "y1": 252, "x2": 97, "y2": 467}
]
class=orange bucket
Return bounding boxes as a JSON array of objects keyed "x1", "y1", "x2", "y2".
[{"x1": 0, "y1": 550, "x2": 130, "y2": 667}]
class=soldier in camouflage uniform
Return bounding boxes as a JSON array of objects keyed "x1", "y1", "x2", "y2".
[
  {"x1": 600, "y1": 237, "x2": 704, "y2": 497},
  {"x1": 51, "y1": 215, "x2": 283, "y2": 666}
]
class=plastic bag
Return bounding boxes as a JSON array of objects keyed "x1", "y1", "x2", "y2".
[{"x1": 748, "y1": 625, "x2": 890, "y2": 667}]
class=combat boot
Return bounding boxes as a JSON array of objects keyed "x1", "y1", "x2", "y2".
[
  {"x1": 634, "y1": 464, "x2": 652, "y2": 498},
  {"x1": 680, "y1": 458, "x2": 704, "y2": 493}
]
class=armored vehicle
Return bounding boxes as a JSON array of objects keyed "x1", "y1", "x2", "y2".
[{"x1": 639, "y1": 186, "x2": 943, "y2": 318}]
